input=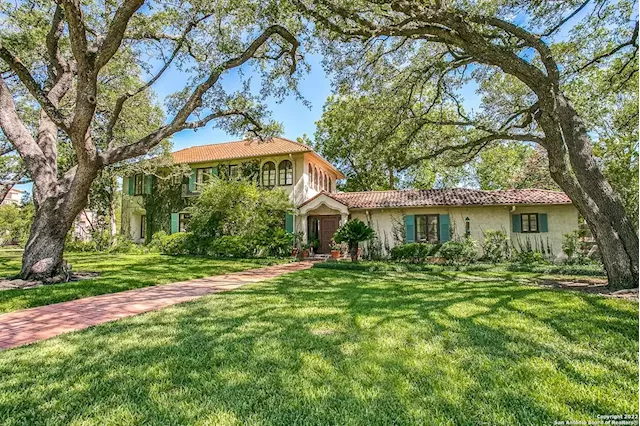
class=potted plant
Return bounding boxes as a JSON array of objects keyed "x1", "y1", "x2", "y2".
[
  {"x1": 330, "y1": 240, "x2": 341, "y2": 259},
  {"x1": 333, "y1": 219, "x2": 375, "y2": 262},
  {"x1": 301, "y1": 242, "x2": 311, "y2": 258},
  {"x1": 291, "y1": 231, "x2": 303, "y2": 257},
  {"x1": 307, "y1": 237, "x2": 319, "y2": 255}
]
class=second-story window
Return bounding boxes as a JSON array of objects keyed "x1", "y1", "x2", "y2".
[
  {"x1": 328, "y1": 177, "x2": 332, "y2": 193},
  {"x1": 314, "y1": 167, "x2": 319, "y2": 190},
  {"x1": 228, "y1": 164, "x2": 239, "y2": 180},
  {"x1": 278, "y1": 160, "x2": 293, "y2": 186},
  {"x1": 133, "y1": 174, "x2": 144, "y2": 195},
  {"x1": 196, "y1": 167, "x2": 213, "y2": 189},
  {"x1": 262, "y1": 162, "x2": 276, "y2": 187},
  {"x1": 308, "y1": 164, "x2": 313, "y2": 187}
]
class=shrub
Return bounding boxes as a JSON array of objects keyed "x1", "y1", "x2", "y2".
[
  {"x1": 481, "y1": 229, "x2": 510, "y2": 263},
  {"x1": 333, "y1": 219, "x2": 375, "y2": 262},
  {"x1": 186, "y1": 178, "x2": 293, "y2": 257},
  {"x1": 66, "y1": 239, "x2": 98, "y2": 252},
  {"x1": 151, "y1": 231, "x2": 189, "y2": 255},
  {"x1": 390, "y1": 243, "x2": 439, "y2": 263},
  {"x1": 438, "y1": 238, "x2": 477, "y2": 265},
  {"x1": 207, "y1": 235, "x2": 252, "y2": 258},
  {"x1": 108, "y1": 237, "x2": 145, "y2": 254},
  {"x1": 513, "y1": 249, "x2": 545, "y2": 264},
  {"x1": 562, "y1": 230, "x2": 588, "y2": 264},
  {"x1": 256, "y1": 228, "x2": 293, "y2": 257}
]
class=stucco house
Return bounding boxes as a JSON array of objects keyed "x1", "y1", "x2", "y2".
[{"x1": 122, "y1": 137, "x2": 579, "y2": 258}]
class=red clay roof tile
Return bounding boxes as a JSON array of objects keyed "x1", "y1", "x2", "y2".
[{"x1": 327, "y1": 188, "x2": 571, "y2": 209}]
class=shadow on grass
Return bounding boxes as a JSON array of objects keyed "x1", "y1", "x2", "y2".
[
  {"x1": 0, "y1": 267, "x2": 637, "y2": 425},
  {"x1": 0, "y1": 252, "x2": 286, "y2": 314}
]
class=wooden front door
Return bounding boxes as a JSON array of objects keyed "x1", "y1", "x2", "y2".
[{"x1": 319, "y1": 216, "x2": 340, "y2": 254}]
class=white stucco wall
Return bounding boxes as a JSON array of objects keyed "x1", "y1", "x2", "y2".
[{"x1": 350, "y1": 204, "x2": 579, "y2": 259}]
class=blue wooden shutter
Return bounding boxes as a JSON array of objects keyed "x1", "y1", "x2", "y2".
[
  {"x1": 188, "y1": 170, "x2": 196, "y2": 192},
  {"x1": 439, "y1": 214, "x2": 450, "y2": 242},
  {"x1": 405, "y1": 215, "x2": 415, "y2": 243},
  {"x1": 285, "y1": 213, "x2": 294, "y2": 233},
  {"x1": 171, "y1": 213, "x2": 179, "y2": 234},
  {"x1": 539, "y1": 214, "x2": 548, "y2": 232},
  {"x1": 144, "y1": 175, "x2": 153, "y2": 194},
  {"x1": 512, "y1": 214, "x2": 521, "y2": 233},
  {"x1": 127, "y1": 176, "x2": 134, "y2": 195}
]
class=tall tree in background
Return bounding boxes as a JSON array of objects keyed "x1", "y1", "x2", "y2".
[
  {"x1": 0, "y1": 0, "x2": 301, "y2": 280},
  {"x1": 314, "y1": 90, "x2": 470, "y2": 191},
  {"x1": 474, "y1": 142, "x2": 558, "y2": 190},
  {"x1": 297, "y1": 0, "x2": 639, "y2": 288}
]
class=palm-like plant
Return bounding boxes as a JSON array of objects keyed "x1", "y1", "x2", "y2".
[{"x1": 333, "y1": 219, "x2": 375, "y2": 262}]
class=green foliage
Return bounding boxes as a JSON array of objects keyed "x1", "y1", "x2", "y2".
[
  {"x1": 333, "y1": 219, "x2": 375, "y2": 261},
  {"x1": 0, "y1": 203, "x2": 33, "y2": 246},
  {"x1": 181, "y1": 179, "x2": 293, "y2": 257},
  {"x1": 438, "y1": 238, "x2": 478, "y2": 265},
  {"x1": 475, "y1": 143, "x2": 558, "y2": 191},
  {"x1": 562, "y1": 230, "x2": 589, "y2": 265},
  {"x1": 150, "y1": 231, "x2": 189, "y2": 256},
  {"x1": 314, "y1": 93, "x2": 467, "y2": 191},
  {"x1": 511, "y1": 236, "x2": 554, "y2": 264},
  {"x1": 390, "y1": 242, "x2": 440, "y2": 263},
  {"x1": 207, "y1": 236, "x2": 252, "y2": 258},
  {"x1": 481, "y1": 229, "x2": 511, "y2": 263}
]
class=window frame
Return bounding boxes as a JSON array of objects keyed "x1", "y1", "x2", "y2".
[
  {"x1": 521, "y1": 213, "x2": 539, "y2": 233},
  {"x1": 195, "y1": 167, "x2": 213, "y2": 190},
  {"x1": 179, "y1": 213, "x2": 191, "y2": 233},
  {"x1": 415, "y1": 214, "x2": 440, "y2": 243},
  {"x1": 278, "y1": 160, "x2": 293, "y2": 186},
  {"x1": 133, "y1": 174, "x2": 144, "y2": 195},
  {"x1": 262, "y1": 161, "x2": 276, "y2": 187},
  {"x1": 228, "y1": 164, "x2": 239, "y2": 180}
]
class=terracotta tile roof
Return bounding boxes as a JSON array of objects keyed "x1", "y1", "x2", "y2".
[
  {"x1": 326, "y1": 188, "x2": 572, "y2": 209},
  {"x1": 172, "y1": 137, "x2": 312, "y2": 164}
]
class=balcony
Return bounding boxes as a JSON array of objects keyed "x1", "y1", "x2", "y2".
[{"x1": 181, "y1": 184, "x2": 200, "y2": 198}]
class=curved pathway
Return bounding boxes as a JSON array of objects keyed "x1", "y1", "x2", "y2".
[{"x1": 0, "y1": 261, "x2": 315, "y2": 351}]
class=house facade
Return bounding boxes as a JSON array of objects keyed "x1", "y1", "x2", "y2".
[{"x1": 122, "y1": 137, "x2": 579, "y2": 258}]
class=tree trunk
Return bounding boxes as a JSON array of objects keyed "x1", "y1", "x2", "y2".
[
  {"x1": 538, "y1": 102, "x2": 639, "y2": 290},
  {"x1": 350, "y1": 242, "x2": 359, "y2": 262},
  {"x1": 20, "y1": 199, "x2": 71, "y2": 280}
]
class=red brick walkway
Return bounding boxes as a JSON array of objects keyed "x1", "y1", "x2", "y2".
[{"x1": 0, "y1": 261, "x2": 315, "y2": 351}]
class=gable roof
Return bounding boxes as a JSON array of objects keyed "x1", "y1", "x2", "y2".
[
  {"x1": 308, "y1": 188, "x2": 572, "y2": 209},
  {"x1": 171, "y1": 137, "x2": 344, "y2": 178}
]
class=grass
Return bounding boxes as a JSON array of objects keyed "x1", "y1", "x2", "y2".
[
  {"x1": 0, "y1": 250, "x2": 287, "y2": 314},
  {"x1": 0, "y1": 265, "x2": 637, "y2": 425}
]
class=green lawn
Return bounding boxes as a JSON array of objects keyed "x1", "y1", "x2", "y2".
[
  {"x1": 0, "y1": 251, "x2": 286, "y2": 314},
  {"x1": 0, "y1": 265, "x2": 637, "y2": 425}
]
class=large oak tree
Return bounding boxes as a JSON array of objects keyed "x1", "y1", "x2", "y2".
[
  {"x1": 297, "y1": 0, "x2": 639, "y2": 288},
  {"x1": 0, "y1": 0, "x2": 301, "y2": 280}
]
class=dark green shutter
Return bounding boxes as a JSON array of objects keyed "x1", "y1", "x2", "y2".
[
  {"x1": 171, "y1": 213, "x2": 179, "y2": 234},
  {"x1": 405, "y1": 215, "x2": 415, "y2": 243},
  {"x1": 512, "y1": 214, "x2": 521, "y2": 233},
  {"x1": 539, "y1": 214, "x2": 548, "y2": 232},
  {"x1": 188, "y1": 170, "x2": 196, "y2": 192},
  {"x1": 285, "y1": 213, "x2": 294, "y2": 233},
  {"x1": 439, "y1": 214, "x2": 450, "y2": 242},
  {"x1": 212, "y1": 166, "x2": 218, "y2": 176},
  {"x1": 128, "y1": 176, "x2": 134, "y2": 195},
  {"x1": 144, "y1": 175, "x2": 153, "y2": 194}
]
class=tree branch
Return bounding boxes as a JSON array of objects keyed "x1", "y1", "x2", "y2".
[
  {"x1": 0, "y1": 44, "x2": 70, "y2": 131},
  {"x1": 100, "y1": 25, "x2": 300, "y2": 165}
]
